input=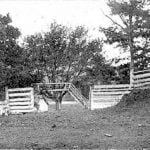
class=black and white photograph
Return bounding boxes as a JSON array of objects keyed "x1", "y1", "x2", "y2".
[{"x1": 0, "y1": 0, "x2": 150, "y2": 149}]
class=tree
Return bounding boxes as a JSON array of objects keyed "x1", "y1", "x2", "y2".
[
  {"x1": 115, "y1": 63, "x2": 130, "y2": 84},
  {"x1": 0, "y1": 13, "x2": 42, "y2": 90},
  {"x1": 86, "y1": 53, "x2": 116, "y2": 85},
  {"x1": 25, "y1": 22, "x2": 107, "y2": 110},
  {"x1": 100, "y1": 0, "x2": 150, "y2": 84},
  {"x1": 0, "y1": 13, "x2": 20, "y2": 88}
]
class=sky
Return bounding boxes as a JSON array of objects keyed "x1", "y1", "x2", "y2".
[
  {"x1": 0, "y1": 0, "x2": 111, "y2": 37},
  {"x1": 0, "y1": 0, "x2": 130, "y2": 62}
]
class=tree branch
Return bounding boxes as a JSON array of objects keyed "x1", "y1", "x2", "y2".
[
  {"x1": 100, "y1": 9, "x2": 126, "y2": 32},
  {"x1": 119, "y1": 14, "x2": 129, "y2": 28}
]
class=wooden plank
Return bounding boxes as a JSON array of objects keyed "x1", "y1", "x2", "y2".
[
  {"x1": 133, "y1": 78, "x2": 150, "y2": 84},
  {"x1": 92, "y1": 95, "x2": 122, "y2": 99},
  {"x1": 134, "y1": 82, "x2": 150, "y2": 88},
  {"x1": 9, "y1": 98, "x2": 31, "y2": 102},
  {"x1": 134, "y1": 69, "x2": 150, "y2": 75},
  {"x1": 93, "y1": 100, "x2": 120, "y2": 103},
  {"x1": 47, "y1": 89, "x2": 68, "y2": 92},
  {"x1": 93, "y1": 101, "x2": 119, "y2": 104},
  {"x1": 92, "y1": 102, "x2": 119, "y2": 105},
  {"x1": 8, "y1": 93, "x2": 31, "y2": 97},
  {"x1": 133, "y1": 72, "x2": 150, "y2": 80},
  {"x1": 92, "y1": 87, "x2": 130, "y2": 91},
  {"x1": 8, "y1": 87, "x2": 33, "y2": 92},
  {"x1": 92, "y1": 99, "x2": 122, "y2": 103},
  {"x1": 92, "y1": 93, "x2": 130, "y2": 97},
  {"x1": 35, "y1": 82, "x2": 70, "y2": 85},
  {"x1": 93, "y1": 84, "x2": 130, "y2": 89},
  {"x1": 92, "y1": 90, "x2": 130, "y2": 94},
  {"x1": 10, "y1": 108, "x2": 36, "y2": 114},
  {"x1": 10, "y1": 105, "x2": 33, "y2": 110},
  {"x1": 91, "y1": 91, "x2": 130, "y2": 95},
  {"x1": 92, "y1": 96, "x2": 122, "y2": 100},
  {"x1": 92, "y1": 88, "x2": 130, "y2": 92},
  {"x1": 91, "y1": 94, "x2": 123, "y2": 98},
  {"x1": 135, "y1": 86, "x2": 150, "y2": 90},
  {"x1": 9, "y1": 101, "x2": 32, "y2": 106}
]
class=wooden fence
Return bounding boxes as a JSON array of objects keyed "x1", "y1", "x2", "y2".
[
  {"x1": 90, "y1": 69, "x2": 150, "y2": 110},
  {"x1": 6, "y1": 87, "x2": 35, "y2": 114},
  {"x1": 1, "y1": 69, "x2": 150, "y2": 113},
  {"x1": 90, "y1": 84, "x2": 131, "y2": 110},
  {"x1": 133, "y1": 69, "x2": 150, "y2": 89}
]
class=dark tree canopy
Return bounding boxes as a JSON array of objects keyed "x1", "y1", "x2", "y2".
[
  {"x1": 0, "y1": 14, "x2": 42, "y2": 89},
  {"x1": 25, "y1": 22, "x2": 109, "y2": 85}
]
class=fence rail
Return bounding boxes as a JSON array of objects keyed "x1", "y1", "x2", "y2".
[
  {"x1": 90, "y1": 84, "x2": 131, "y2": 110},
  {"x1": 90, "y1": 69, "x2": 150, "y2": 110},
  {"x1": 133, "y1": 69, "x2": 150, "y2": 89},
  {"x1": 1, "y1": 69, "x2": 150, "y2": 113},
  {"x1": 6, "y1": 87, "x2": 35, "y2": 114}
]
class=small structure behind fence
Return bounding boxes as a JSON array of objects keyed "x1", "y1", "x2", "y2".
[{"x1": 6, "y1": 87, "x2": 35, "y2": 114}]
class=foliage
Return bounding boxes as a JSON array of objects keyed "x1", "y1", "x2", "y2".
[
  {"x1": 24, "y1": 22, "x2": 114, "y2": 109},
  {"x1": 115, "y1": 63, "x2": 130, "y2": 84},
  {"x1": 0, "y1": 14, "x2": 43, "y2": 90},
  {"x1": 100, "y1": 0, "x2": 150, "y2": 77},
  {"x1": 25, "y1": 23, "x2": 105, "y2": 84}
]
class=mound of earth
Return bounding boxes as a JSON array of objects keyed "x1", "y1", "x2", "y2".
[{"x1": 113, "y1": 88, "x2": 150, "y2": 112}]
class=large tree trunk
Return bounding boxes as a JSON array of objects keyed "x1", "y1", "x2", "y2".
[
  {"x1": 130, "y1": 56, "x2": 134, "y2": 86},
  {"x1": 129, "y1": 14, "x2": 134, "y2": 87},
  {"x1": 55, "y1": 91, "x2": 67, "y2": 111},
  {"x1": 56, "y1": 100, "x2": 61, "y2": 111}
]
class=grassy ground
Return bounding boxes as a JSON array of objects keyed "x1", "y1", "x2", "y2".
[{"x1": 0, "y1": 100, "x2": 150, "y2": 149}]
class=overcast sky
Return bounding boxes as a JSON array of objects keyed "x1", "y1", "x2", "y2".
[
  {"x1": 0, "y1": 0, "x2": 129, "y2": 61},
  {"x1": 0, "y1": 0, "x2": 111, "y2": 37}
]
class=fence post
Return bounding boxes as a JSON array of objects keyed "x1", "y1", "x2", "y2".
[
  {"x1": 5, "y1": 87, "x2": 8, "y2": 101},
  {"x1": 89, "y1": 87, "x2": 93, "y2": 110},
  {"x1": 130, "y1": 69, "x2": 134, "y2": 89},
  {"x1": 30, "y1": 88, "x2": 34, "y2": 108}
]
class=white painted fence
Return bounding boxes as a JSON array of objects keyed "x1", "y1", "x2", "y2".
[
  {"x1": 6, "y1": 87, "x2": 35, "y2": 114},
  {"x1": 133, "y1": 69, "x2": 150, "y2": 89},
  {"x1": 90, "y1": 69, "x2": 150, "y2": 110},
  {"x1": 1, "y1": 69, "x2": 150, "y2": 113},
  {"x1": 90, "y1": 84, "x2": 131, "y2": 110}
]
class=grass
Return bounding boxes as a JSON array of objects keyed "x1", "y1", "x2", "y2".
[{"x1": 0, "y1": 91, "x2": 150, "y2": 149}]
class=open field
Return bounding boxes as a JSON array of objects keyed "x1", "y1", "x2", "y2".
[{"x1": 0, "y1": 102, "x2": 150, "y2": 149}]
